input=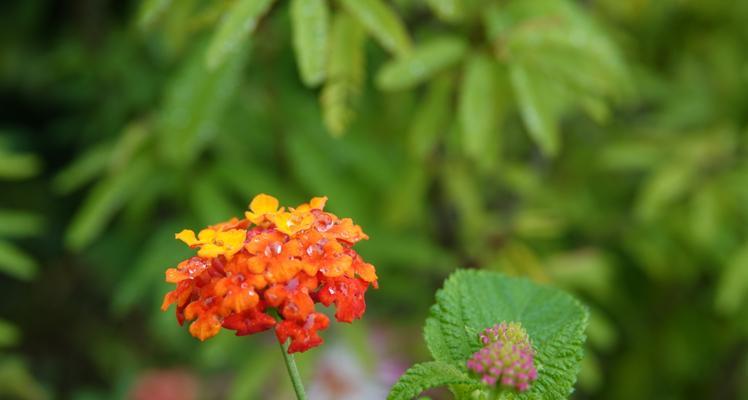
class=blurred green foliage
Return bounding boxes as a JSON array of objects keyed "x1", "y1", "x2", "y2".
[{"x1": 1, "y1": 0, "x2": 748, "y2": 398}]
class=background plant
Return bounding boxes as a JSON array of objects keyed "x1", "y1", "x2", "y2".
[{"x1": 1, "y1": 0, "x2": 748, "y2": 398}]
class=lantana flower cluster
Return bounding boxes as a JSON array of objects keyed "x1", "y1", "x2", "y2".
[
  {"x1": 466, "y1": 322, "x2": 538, "y2": 392},
  {"x1": 161, "y1": 194, "x2": 378, "y2": 353}
]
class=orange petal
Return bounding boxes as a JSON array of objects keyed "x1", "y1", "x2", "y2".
[
  {"x1": 246, "y1": 274, "x2": 268, "y2": 290},
  {"x1": 165, "y1": 268, "x2": 189, "y2": 283},
  {"x1": 226, "y1": 289, "x2": 259, "y2": 313},
  {"x1": 320, "y1": 255, "x2": 352, "y2": 278},
  {"x1": 355, "y1": 261, "x2": 378, "y2": 282},
  {"x1": 309, "y1": 196, "x2": 327, "y2": 210},
  {"x1": 301, "y1": 261, "x2": 319, "y2": 276},
  {"x1": 247, "y1": 257, "x2": 266, "y2": 274},
  {"x1": 190, "y1": 316, "x2": 222, "y2": 341}
]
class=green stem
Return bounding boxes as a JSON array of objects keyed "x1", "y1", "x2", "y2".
[{"x1": 279, "y1": 340, "x2": 308, "y2": 400}]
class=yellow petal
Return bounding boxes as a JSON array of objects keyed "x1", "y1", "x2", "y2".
[
  {"x1": 175, "y1": 229, "x2": 199, "y2": 246},
  {"x1": 197, "y1": 229, "x2": 216, "y2": 243},
  {"x1": 198, "y1": 243, "x2": 223, "y2": 258},
  {"x1": 249, "y1": 193, "x2": 279, "y2": 214},
  {"x1": 275, "y1": 211, "x2": 314, "y2": 236},
  {"x1": 217, "y1": 229, "x2": 246, "y2": 258}
]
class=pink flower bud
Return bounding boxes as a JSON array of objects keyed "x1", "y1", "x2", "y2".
[{"x1": 466, "y1": 322, "x2": 538, "y2": 392}]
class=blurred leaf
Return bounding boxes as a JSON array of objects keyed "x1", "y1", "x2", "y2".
[
  {"x1": 509, "y1": 64, "x2": 560, "y2": 156},
  {"x1": 546, "y1": 249, "x2": 613, "y2": 300},
  {"x1": 321, "y1": 12, "x2": 365, "y2": 135},
  {"x1": 337, "y1": 0, "x2": 411, "y2": 57},
  {"x1": 598, "y1": 138, "x2": 662, "y2": 171},
  {"x1": 0, "y1": 240, "x2": 37, "y2": 281},
  {"x1": 382, "y1": 163, "x2": 428, "y2": 227},
  {"x1": 0, "y1": 210, "x2": 42, "y2": 238},
  {"x1": 407, "y1": 74, "x2": 453, "y2": 160},
  {"x1": 158, "y1": 40, "x2": 249, "y2": 165},
  {"x1": 458, "y1": 54, "x2": 503, "y2": 165},
  {"x1": 512, "y1": 207, "x2": 565, "y2": 239},
  {"x1": 358, "y1": 230, "x2": 456, "y2": 271},
  {"x1": 635, "y1": 163, "x2": 696, "y2": 221},
  {"x1": 423, "y1": 270, "x2": 588, "y2": 398},
  {"x1": 213, "y1": 160, "x2": 287, "y2": 201},
  {"x1": 109, "y1": 121, "x2": 150, "y2": 172},
  {"x1": 191, "y1": 176, "x2": 238, "y2": 225},
  {"x1": 388, "y1": 361, "x2": 477, "y2": 400},
  {"x1": 586, "y1": 308, "x2": 617, "y2": 351},
  {"x1": 441, "y1": 161, "x2": 486, "y2": 251},
  {"x1": 0, "y1": 319, "x2": 20, "y2": 348},
  {"x1": 0, "y1": 357, "x2": 47, "y2": 400},
  {"x1": 206, "y1": 0, "x2": 273, "y2": 69},
  {"x1": 65, "y1": 157, "x2": 152, "y2": 250},
  {"x1": 578, "y1": 350, "x2": 602, "y2": 392},
  {"x1": 426, "y1": 0, "x2": 463, "y2": 22},
  {"x1": 228, "y1": 348, "x2": 277, "y2": 400},
  {"x1": 376, "y1": 35, "x2": 467, "y2": 91},
  {"x1": 715, "y1": 242, "x2": 748, "y2": 315},
  {"x1": 111, "y1": 222, "x2": 188, "y2": 316},
  {"x1": 291, "y1": 0, "x2": 330, "y2": 86},
  {"x1": 136, "y1": 0, "x2": 173, "y2": 29},
  {"x1": 52, "y1": 144, "x2": 111, "y2": 194},
  {"x1": 689, "y1": 185, "x2": 721, "y2": 246},
  {"x1": 0, "y1": 149, "x2": 40, "y2": 180}
]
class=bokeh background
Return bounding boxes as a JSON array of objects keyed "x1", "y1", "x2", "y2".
[{"x1": 2, "y1": 0, "x2": 748, "y2": 399}]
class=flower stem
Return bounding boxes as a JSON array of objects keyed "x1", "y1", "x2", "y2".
[{"x1": 279, "y1": 340, "x2": 308, "y2": 400}]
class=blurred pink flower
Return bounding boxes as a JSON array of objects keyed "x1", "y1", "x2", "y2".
[{"x1": 129, "y1": 369, "x2": 199, "y2": 400}]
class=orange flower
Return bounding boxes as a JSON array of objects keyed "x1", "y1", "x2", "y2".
[{"x1": 161, "y1": 194, "x2": 377, "y2": 352}]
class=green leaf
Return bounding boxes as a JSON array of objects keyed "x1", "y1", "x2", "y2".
[
  {"x1": 424, "y1": 270, "x2": 589, "y2": 399},
  {"x1": 321, "y1": 12, "x2": 365, "y2": 135},
  {"x1": 65, "y1": 157, "x2": 152, "y2": 250},
  {"x1": 509, "y1": 64, "x2": 560, "y2": 157},
  {"x1": 337, "y1": 0, "x2": 411, "y2": 57},
  {"x1": 291, "y1": 0, "x2": 330, "y2": 86},
  {"x1": 376, "y1": 35, "x2": 467, "y2": 91},
  {"x1": 716, "y1": 242, "x2": 748, "y2": 315},
  {"x1": 0, "y1": 210, "x2": 43, "y2": 238},
  {"x1": 388, "y1": 361, "x2": 478, "y2": 400},
  {"x1": 0, "y1": 240, "x2": 37, "y2": 281},
  {"x1": 136, "y1": 0, "x2": 173, "y2": 29},
  {"x1": 458, "y1": 54, "x2": 503, "y2": 164},
  {"x1": 206, "y1": 0, "x2": 273, "y2": 70}
]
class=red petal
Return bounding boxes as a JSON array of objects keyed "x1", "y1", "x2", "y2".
[{"x1": 223, "y1": 310, "x2": 276, "y2": 335}]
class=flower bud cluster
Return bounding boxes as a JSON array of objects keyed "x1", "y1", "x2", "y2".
[{"x1": 466, "y1": 322, "x2": 538, "y2": 392}]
